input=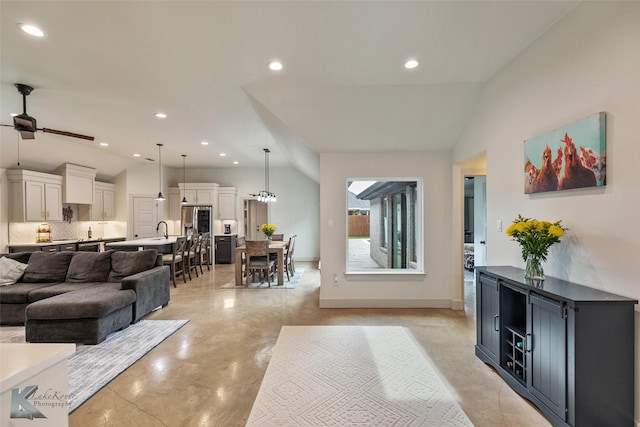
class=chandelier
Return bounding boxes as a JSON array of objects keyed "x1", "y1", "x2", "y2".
[{"x1": 256, "y1": 148, "x2": 276, "y2": 203}]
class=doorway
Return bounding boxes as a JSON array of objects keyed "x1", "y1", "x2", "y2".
[
  {"x1": 456, "y1": 154, "x2": 487, "y2": 313},
  {"x1": 244, "y1": 199, "x2": 268, "y2": 240},
  {"x1": 131, "y1": 196, "x2": 159, "y2": 239}
]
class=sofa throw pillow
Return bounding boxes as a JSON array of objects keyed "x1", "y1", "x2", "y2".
[
  {"x1": 108, "y1": 249, "x2": 158, "y2": 282},
  {"x1": 0, "y1": 256, "x2": 28, "y2": 286},
  {"x1": 22, "y1": 251, "x2": 74, "y2": 283},
  {"x1": 65, "y1": 250, "x2": 114, "y2": 283}
]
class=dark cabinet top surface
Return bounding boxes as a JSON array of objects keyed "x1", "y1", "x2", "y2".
[{"x1": 476, "y1": 266, "x2": 637, "y2": 305}]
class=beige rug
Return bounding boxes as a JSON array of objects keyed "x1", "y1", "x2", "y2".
[{"x1": 247, "y1": 325, "x2": 473, "y2": 426}]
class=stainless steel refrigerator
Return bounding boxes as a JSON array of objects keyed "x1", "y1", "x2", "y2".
[{"x1": 181, "y1": 204, "x2": 213, "y2": 264}]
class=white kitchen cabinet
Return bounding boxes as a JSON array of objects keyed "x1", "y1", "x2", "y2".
[
  {"x1": 218, "y1": 187, "x2": 237, "y2": 219},
  {"x1": 80, "y1": 182, "x2": 116, "y2": 221},
  {"x1": 7, "y1": 169, "x2": 63, "y2": 222},
  {"x1": 178, "y1": 183, "x2": 219, "y2": 206},
  {"x1": 54, "y1": 163, "x2": 96, "y2": 204}
]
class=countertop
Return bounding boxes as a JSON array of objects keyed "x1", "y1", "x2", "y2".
[
  {"x1": 105, "y1": 236, "x2": 182, "y2": 247},
  {"x1": 8, "y1": 237, "x2": 126, "y2": 247}
]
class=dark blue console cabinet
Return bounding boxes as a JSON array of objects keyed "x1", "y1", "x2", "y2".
[{"x1": 475, "y1": 266, "x2": 636, "y2": 427}]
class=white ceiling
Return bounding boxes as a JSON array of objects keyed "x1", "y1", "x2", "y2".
[{"x1": 0, "y1": 1, "x2": 578, "y2": 181}]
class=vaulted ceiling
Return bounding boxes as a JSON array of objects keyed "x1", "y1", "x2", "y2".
[{"x1": 0, "y1": 1, "x2": 578, "y2": 181}]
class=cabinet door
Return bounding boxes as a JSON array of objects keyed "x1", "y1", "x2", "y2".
[
  {"x1": 196, "y1": 189, "x2": 215, "y2": 205},
  {"x1": 45, "y1": 183, "x2": 63, "y2": 221},
  {"x1": 219, "y1": 193, "x2": 236, "y2": 219},
  {"x1": 92, "y1": 188, "x2": 105, "y2": 220},
  {"x1": 528, "y1": 294, "x2": 567, "y2": 421},
  {"x1": 476, "y1": 273, "x2": 500, "y2": 362},
  {"x1": 25, "y1": 180, "x2": 46, "y2": 221},
  {"x1": 184, "y1": 189, "x2": 197, "y2": 204},
  {"x1": 102, "y1": 189, "x2": 115, "y2": 220}
]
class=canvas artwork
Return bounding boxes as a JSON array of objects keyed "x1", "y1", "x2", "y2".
[{"x1": 524, "y1": 112, "x2": 606, "y2": 194}]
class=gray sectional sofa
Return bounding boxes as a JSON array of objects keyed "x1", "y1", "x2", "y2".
[{"x1": 0, "y1": 249, "x2": 170, "y2": 344}]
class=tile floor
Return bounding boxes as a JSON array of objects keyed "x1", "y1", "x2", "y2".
[{"x1": 69, "y1": 262, "x2": 549, "y2": 426}]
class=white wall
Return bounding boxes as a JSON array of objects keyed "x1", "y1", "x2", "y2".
[
  {"x1": 0, "y1": 169, "x2": 8, "y2": 253},
  {"x1": 453, "y1": 1, "x2": 639, "y2": 296},
  {"x1": 452, "y1": 2, "x2": 640, "y2": 420},
  {"x1": 319, "y1": 151, "x2": 459, "y2": 308}
]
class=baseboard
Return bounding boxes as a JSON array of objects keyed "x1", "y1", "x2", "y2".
[{"x1": 319, "y1": 298, "x2": 453, "y2": 309}]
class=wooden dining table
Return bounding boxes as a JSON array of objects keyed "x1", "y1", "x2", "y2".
[{"x1": 235, "y1": 240, "x2": 288, "y2": 286}]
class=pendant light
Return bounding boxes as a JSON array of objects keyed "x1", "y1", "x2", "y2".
[
  {"x1": 155, "y1": 143, "x2": 165, "y2": 201},
  {"x1": 256, "y1": 148, "x2": 276, "y2": 203},
  {"x1": 181, "y1": 154, "x2": 189, "y2": 205}
]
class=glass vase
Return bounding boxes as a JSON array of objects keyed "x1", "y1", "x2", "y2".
[{"x1": 525, "y1": 254, "x2": 544, "y2": 280}]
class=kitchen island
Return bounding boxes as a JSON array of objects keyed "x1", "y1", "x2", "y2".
[
  {"x1": 8, "y1": 237, "x2": 125, "y2": 253},
  {"x1": 105, "y1": 236, "x2": 182, "y2": 253}
]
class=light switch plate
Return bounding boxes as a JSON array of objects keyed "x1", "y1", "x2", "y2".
[{"x1": 496, "y1": 220, "x2": 502, "y2": 232}]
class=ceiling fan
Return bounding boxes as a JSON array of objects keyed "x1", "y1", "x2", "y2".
[{"x1": 1, "y1": 83, "x2": 94, "y2": 141}]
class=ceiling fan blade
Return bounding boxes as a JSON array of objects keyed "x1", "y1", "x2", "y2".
[
  {"x1": 20, "y1": 131, "x2": 35, "y2": 140},
  {"x1": 41, "y1": 128, "x2": 95, "y2": 141}
]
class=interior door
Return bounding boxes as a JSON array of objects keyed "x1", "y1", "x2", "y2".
[
  {"x1": 244, "y1": 200, "x2": 268, "y2": 240},
  {"x1": 474, "y1": 176, "x2": 487, "y2": 267},
  {"x1": 132, "y1": 196, "x2": 158, "y2": 239}
]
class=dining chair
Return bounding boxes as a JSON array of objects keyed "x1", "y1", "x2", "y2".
[
  {"x1": 236, "y1": 236, "x2": 247, "y2": 281},
  {"x1": 197, "y1": 232, "x2": 211, "y2": 274},
  {"x1": 245, "y1": 240, "x2": 276, "y2": 286},
  {"x1": 285, "y1": 234, "x2": 297, "y2": 279},
  {"x1": 162, "y1": 236, "x2": 186, "y2": 287},
  {"x1": 184, "y1": 235, "x2": 199, "y2": 280},
  {"x1": 271, "y1": 233, "x2": 284, "y2": 241}
]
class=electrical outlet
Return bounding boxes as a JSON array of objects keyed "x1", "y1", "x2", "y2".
[
  {"x1": 497, "y1": 220, "x2": 502, "y2": 232},
  {"x1": 333, "y1": 274, "x2": 339, "y2": 286}
]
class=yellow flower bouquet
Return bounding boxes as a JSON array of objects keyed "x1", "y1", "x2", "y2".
[
  {"x1": 506, "y1": 214, "x2": 567, "y2": 279},
  {"x1": 261, "y1": 223, "x2": 276, "y2": 238}
]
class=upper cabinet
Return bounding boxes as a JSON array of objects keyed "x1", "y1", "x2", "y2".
[
  {"x1": 7, "y1": 169, "x2": 63, "y2": 222},
  {"x1": 79, "y1": 181, "x2": 116, "y2": 221},
  {"x1": 54, "y1": 163, "x2": 96, "y2": 204},
  {"x1": 218, "y1": 187, "x2": 238, "y2": 220},
  {"x1": 178, "y1": 183, "x2": 219, "y2": 206}
]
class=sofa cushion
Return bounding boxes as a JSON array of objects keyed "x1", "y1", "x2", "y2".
[
  {"x1": 0, "y1": 282, "x2": 59, "y2": 304},
  {"x1": 22, "y1": 251, "x2": 74, "y2": 283},
  {"x1": 27, "y1": 282, "x2": 108, "y2": 303},
  {"x1": 0, "y1": 256, "x2": 28, "y2": 286},
  {"x1": 26, "y1": 286, "x2": 136, "y2": 320},
  {"x1": 108, "y1": 249, "x2": 158, "y2": 282},
  {"x1": 65, "y1": 250, "x2": 114, "y2": 283}
]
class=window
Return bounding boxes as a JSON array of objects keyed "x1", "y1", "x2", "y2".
[{"x1": 347, "y1": 179, "x2": 423, "y2": 273}]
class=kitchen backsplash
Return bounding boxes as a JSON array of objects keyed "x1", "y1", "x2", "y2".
[{"x1": 9, "y1": 204, "x2": 126, "y2": 244}]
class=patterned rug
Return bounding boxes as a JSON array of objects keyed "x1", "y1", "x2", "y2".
[
  {"x1": 221, "y1": 268, "x2": 303, "y2": 289},
  {"x1": 0, "y1": 319, "x2": 189, "y2": 413},
  {"x1": 247, "y1": 326, "x2": 473, "y2": 426}
]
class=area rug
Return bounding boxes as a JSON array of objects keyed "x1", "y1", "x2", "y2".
[
  {"x1": 0, "y1": 319, "x2": 189, "y2": 413},
  {"x1": 221, "y1": 268, "x2": 304, "y2": 289},
  {"x1": 246, "y1": 326, "x2": 473, "y2": 426}
]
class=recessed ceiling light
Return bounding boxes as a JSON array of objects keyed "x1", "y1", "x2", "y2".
[
  {"x1": 268, "y1": 60, "x2": 283, "y2": 71},
  {"x1": 99, "y1": 142, "x2": 109, "y2": 147},
  {"x1": 133, "y1": 153, "x2": 141, "y2": 157},
  {"x1": 19, "y1": 24, "x2": 44, "y2": 37},
  {"x1": 201, "y1": 141, "x2": 209, "y2": 146},
  {"x1": 219, "y1": 153, "x2": 226, "y2": 157},
  {"x1": 155, "y1": 112, "x2": 167, "y2": 119},
  {"x1": 233, "y1": 161, "x2": 239, "y2": 165},
  {"x1": 404, "y1": 59, "x2": 419, "y2": 69}
]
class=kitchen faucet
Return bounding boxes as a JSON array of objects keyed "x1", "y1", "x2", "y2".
[{"x1": 156, "y1": 221, "x2": 168, "y2": 239}]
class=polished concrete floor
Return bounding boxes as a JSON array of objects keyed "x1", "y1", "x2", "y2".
[{"x1": 70, "y1": 262, "x2": 549, "y2": 426}]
